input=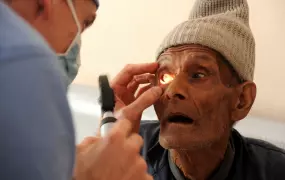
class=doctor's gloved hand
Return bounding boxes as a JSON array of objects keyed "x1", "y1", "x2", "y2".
[{"x1": 74, "y1": 119, "x2": 153, "y2": 180}]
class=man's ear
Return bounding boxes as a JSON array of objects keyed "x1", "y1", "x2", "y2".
[
  {"x1": 231, "y1": 81, "x2": 256, "y2": 122},
  {"x1": 37, "y1": 0, "x2": 52, "y2": 19}
]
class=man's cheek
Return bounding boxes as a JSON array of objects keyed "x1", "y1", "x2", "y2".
[
  {"x1": 153, "y1": 99, "x2": 165, "y2": 119},
  {"x1": 198, "y1": 94, "x2": 231, "y2": 127}
]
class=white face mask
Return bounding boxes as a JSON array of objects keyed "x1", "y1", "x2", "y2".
[{"x1": 57, "y1": 0, "x2": 82, "y2": 85}]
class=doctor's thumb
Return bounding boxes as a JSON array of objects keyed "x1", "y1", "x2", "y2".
[{"x1": 116, "y1": 86, "x2": 162, "y2": 121}]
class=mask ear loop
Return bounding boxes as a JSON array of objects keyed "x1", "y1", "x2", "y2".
[{"x1": 57, "y1": 0, "x2": 82, "y2": 56}]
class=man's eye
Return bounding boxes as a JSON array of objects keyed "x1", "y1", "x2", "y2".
[
  {"x1": 160, "y1": 74, "x2": 174, "y2": 84},
  {"x1": 192, "y1": 73, "x2": 206, "y2": 79}
]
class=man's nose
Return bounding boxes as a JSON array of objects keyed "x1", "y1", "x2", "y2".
[{"x1": 165, "y1": 75, "x2": 188, "y2": 101}]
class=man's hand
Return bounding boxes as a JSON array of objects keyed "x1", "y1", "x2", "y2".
[
  {"x1": 111, "y1": 62, "x2": 160, "y2": 133},
  {"x1": 74, "y1": 120, "x2": 153, "y2": 180}
]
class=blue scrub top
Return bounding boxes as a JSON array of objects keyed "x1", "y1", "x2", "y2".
[{"x1": 0, "y1": 2, "x2": 75, "y2": 180}]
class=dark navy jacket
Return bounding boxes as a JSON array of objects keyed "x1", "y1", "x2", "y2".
[{"x1": 139, "y1": 121, "x2": 285, "y2": 180}]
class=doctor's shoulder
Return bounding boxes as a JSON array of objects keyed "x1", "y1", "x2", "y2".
[
  {"x1": 0, "y1": 2, "x2": 58, "y2": 65},
  {"x1": 0, "y1": 1, "x2": 68, "y2": 88}
]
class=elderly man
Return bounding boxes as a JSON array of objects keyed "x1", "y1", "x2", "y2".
[
  {"x1": 0, "y1": 0, "x2": 160, "y2": 180},
  {"x1": 106, "y1": 0, "x2": 285, "y2": 179}
]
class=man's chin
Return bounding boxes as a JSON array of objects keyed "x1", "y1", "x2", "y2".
[{"x1": 158, "y1": 133, "x2": 214, "y2": 150}]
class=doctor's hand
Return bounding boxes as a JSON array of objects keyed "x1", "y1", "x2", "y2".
[
  {"x1": 111, "y1": 63, "x2": 158, "y2": 110},
  {"x1": 111, "y1": 62, "x2": 161, "y2": 133},
  {"x1": 74, "y1": 119, "x2": 153, "y2": 180}
]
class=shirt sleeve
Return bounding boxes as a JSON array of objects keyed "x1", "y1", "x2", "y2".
[{"x1": 0, "y1": 46, "x2": 75, "y2": 180}]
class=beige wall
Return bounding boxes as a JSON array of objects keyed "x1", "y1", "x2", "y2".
[{"x1": 74, "y1": 0, "x2": 285, "y2": 121}]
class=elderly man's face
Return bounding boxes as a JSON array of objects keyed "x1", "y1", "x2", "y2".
[{"x1": 154, "y1": 44, "x2": 256, "y2": 150}]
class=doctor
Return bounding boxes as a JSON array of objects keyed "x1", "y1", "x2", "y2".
[{"x1": 0, "y1": 0, "x2": 160, "y2": 180}]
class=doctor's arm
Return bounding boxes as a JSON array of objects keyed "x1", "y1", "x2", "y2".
[{"x1": 0, "y1": 50, "x2": 75, "y2": 180}]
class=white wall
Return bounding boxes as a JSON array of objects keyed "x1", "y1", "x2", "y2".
[{"x1": 73, "y1": 0, "x2": 285, "y2": 121}]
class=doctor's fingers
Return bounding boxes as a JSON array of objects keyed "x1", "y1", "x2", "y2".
[
  {"x1": 118, "y1": 86, "x2": 162, "y2": 121},
  {"x1": 105, "y1": 118, "x2": 133, "y2": 144},
  {"x1": 77, "y1": 136, "x2": 101, "y2": 153},
  {"x1": 123, "y1": 156, "x2": 153, "y2": 180},
  {"x1": 111, "y1": 63, "x2": 158, "y2": 88},
  {"x1": 127, "y1": 74, "x2": 156, "y2": 94},
  {"x1": 135, "y1": 84, "x2": 153, "y2": 99}
]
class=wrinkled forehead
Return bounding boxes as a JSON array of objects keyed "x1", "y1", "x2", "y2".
[
  {"x1": 156, "y1": 44, "x2": 242, "y2": 85},
  {"x1": 157, "y1": 44, "x2": 220, "y2": 66}
]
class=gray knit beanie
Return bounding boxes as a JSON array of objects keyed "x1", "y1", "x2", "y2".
[{"x1": 156, "y1": 0, "x2": 255, "y2": 81}]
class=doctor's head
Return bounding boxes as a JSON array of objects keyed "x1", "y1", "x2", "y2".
[
  {"x1": 5, "y1": 0, "x2": 98, "y2": 54},
  {"x1": 153, "y1": 0, "x2": 257, "y2": 150},
  {"x1": 5, "y1": 0, "x2": 99, "y2": 84}
]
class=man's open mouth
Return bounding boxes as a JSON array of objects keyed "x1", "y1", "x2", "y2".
[{"x1": 167, "y1": 114, "x2": 194, "y2": 124}]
